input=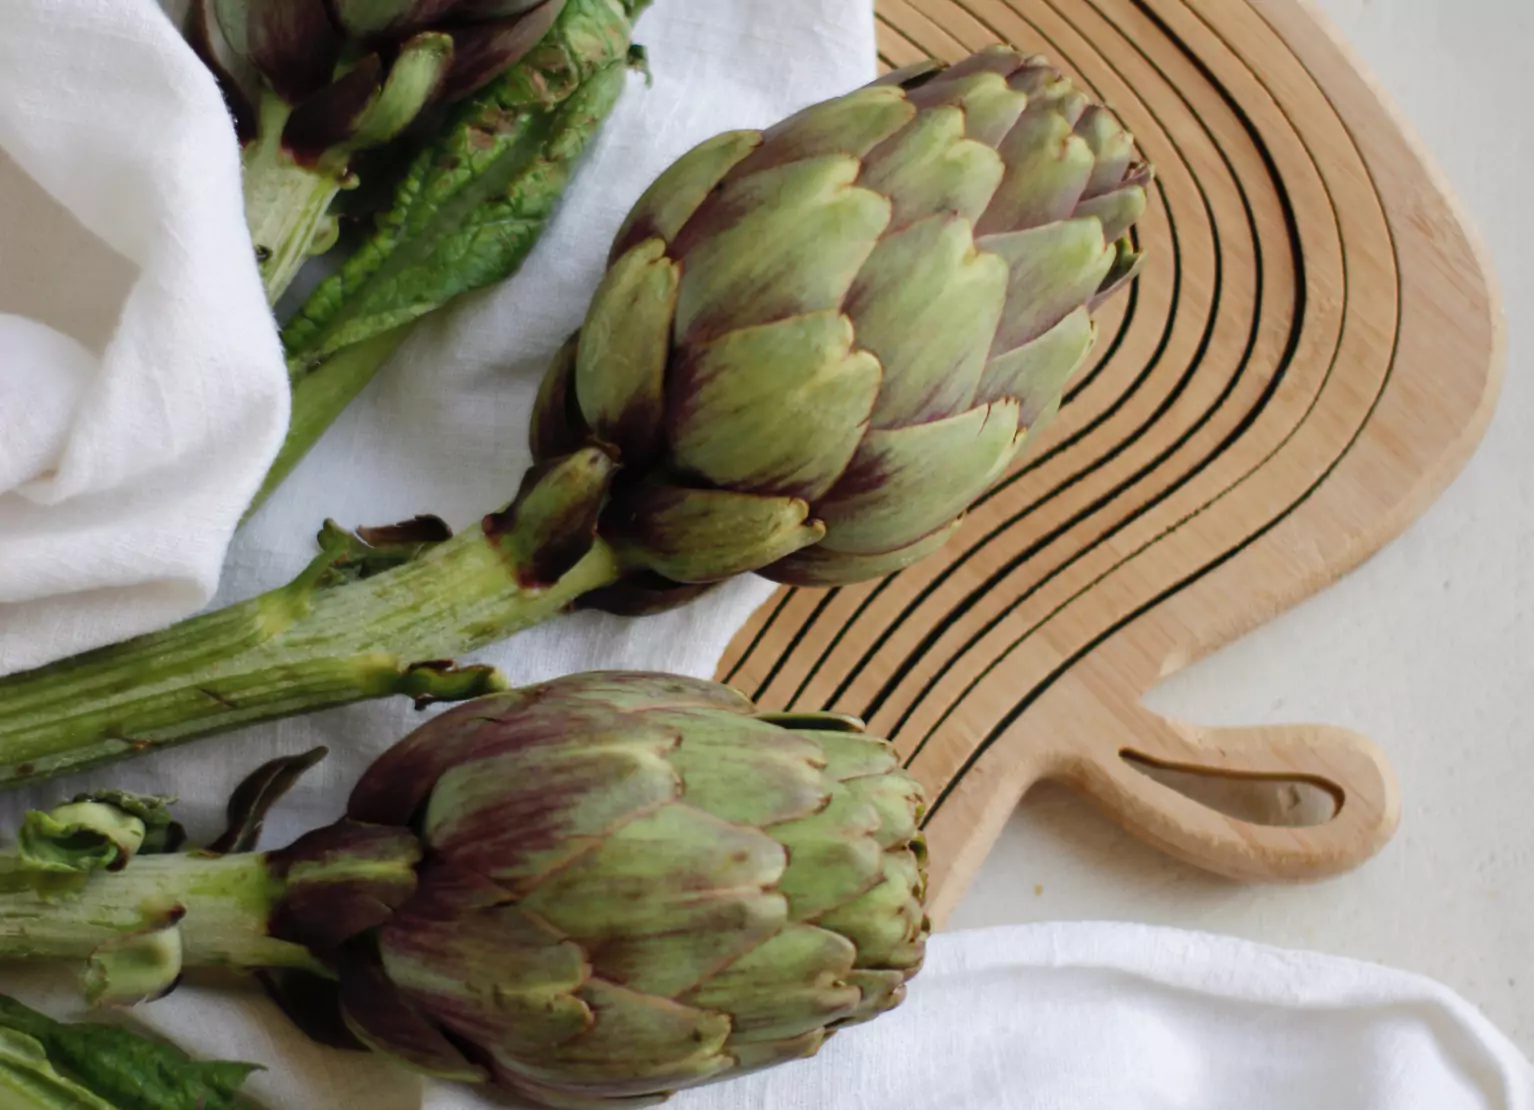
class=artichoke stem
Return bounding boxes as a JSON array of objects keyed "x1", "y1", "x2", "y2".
[
  {"x1": 0, "y1": 851, "x2": 315, "y2": 974},
  {"x1": 244, "y1": 325, "x2": 413, "y2": 520},
  {"x1": 242, "y1": 92, "x2": 346, "y2": 306},
  {"x1": 0, "y1": 531, "x2": 623, "y2": 787}
]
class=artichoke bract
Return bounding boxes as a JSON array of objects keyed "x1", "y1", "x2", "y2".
[
  {"x1": 0, "y1": 47, "x2": 1150, "y2": 787},
  {"x1": 0, "y1": 674, "x2": 929, "y2": 1109},
  {"x1": 536, "y1": 45, "x2": 1149, "y2": 594}
]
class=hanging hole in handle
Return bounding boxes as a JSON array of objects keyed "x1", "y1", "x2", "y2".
[{"x1": 1119, "y1": 750, "x2": 1341, "y2": 828}]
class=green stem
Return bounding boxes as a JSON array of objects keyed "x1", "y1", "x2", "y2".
[
  {"x1": 242, "y1": 93, "x2": 345, "y2": 306},
  {"x1": 0, "y1": 852, "x2": 313, "y2": 974},
  {"x1": 243, "y1": 326, "x2": 412, "y2": 521},
  {"x1": 0, "y1": 530, "x2": 623, "y2": 788}
]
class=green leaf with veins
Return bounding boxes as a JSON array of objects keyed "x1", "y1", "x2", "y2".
[
  {"x1": 0, "y1": 1027, "x2": 117, "y2": 1110},
  {"x1": 281, "y1": 0, "x2": 639, "y2": 374},
  {"x1": 0, "y1": 996, "x2": 259, "y2": 1110}
]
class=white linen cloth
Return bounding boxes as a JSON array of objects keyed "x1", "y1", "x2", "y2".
[
  {"x1": 2, "y1": 1, "x2": 1532, "y2": 1108},
  {"x1": 0, "y1": 0, "x2": 290, "y2": 675},
  {"x1": 7, "y1": 920, "x2": 1532, "y2": 1109}
]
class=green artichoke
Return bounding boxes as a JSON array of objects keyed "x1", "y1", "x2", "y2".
[
  {"x1": 0, "y1": 674, "x2": 928, "y2": 1109},
  {"x1": 0, "y1": 46, "x2": 1149, "y2": 787},
  {"x1": 535, "y1": 44, "x2": 1150, "y2": 596}
]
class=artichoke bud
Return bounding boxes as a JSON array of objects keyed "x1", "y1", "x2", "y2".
[
  {"x1": 530, "y1": 45, "x2": 1153, "y2": 606},
  {"x1": 259, "y1": 672, "x2": 929, "y2": 1107}
]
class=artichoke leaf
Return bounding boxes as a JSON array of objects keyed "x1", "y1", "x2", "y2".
[
  {"x1": 975, "y1": 304, "x2": 1095, "y2": 421},
  {"x1": 763, "y1": 518, "x2": 963, "y2": 587},
  {"x1": 975, "y1": 109, "x2": 1094, "y2": 238},
  {"x1": 904, "y1": 70, "x2": 1028, "y2": 148},
  {"x1": 484, "y1": 447, "x2": 616, "y2": 586},
  {"x1": 814, "y1": 401, "x2": 1020, "y2": 556},
  {"x1": 0, "y1": 995, "x2": 258, "y2": 1110},
  {"x1": 847, "y1": 213, "x2": 1007, "y2": 426},
  {"x1": 607, "y1": 485, "x2": 825, "y2": 584},
  {"x1": 671, "y1": 155, "x2": 891, "y2": 345},
  {"x1": 724, "y1": 85, "x2": 914, "y2": 179},
  {"x1": 859, "y1": 101, "x2": 1007, "y2": 225},
  {"x1": 575, "y1": 238, "x2": 679, "y2": 464},
  {"x1": 611, "y1": 130, "x2": 761, "y2": 259},
  {"x1": 980, "y1": 216, "x2": 1117, "y2": 355},
  {"x1": 668, "y1": 310, "x2": 880, "y2": 501},
  {"x1": 684, "y1": 924, "x2": 859, "y2": 1040}
]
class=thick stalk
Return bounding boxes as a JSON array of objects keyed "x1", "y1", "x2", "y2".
[
  {"x1": 242, "y1": 94, "x2": 345, "y2": 305},
  {"x1": 244, "y1": 326, "x2": 412, "y2": 521},
  {"x1": 0, "y1": 852, "x2": 313, "y2": 974},
  {"x1": 0, "y1": 530, "x2": 623, "y2": 787}
]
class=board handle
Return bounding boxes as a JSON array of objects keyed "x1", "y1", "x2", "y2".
[{"x1": 1064, "y1": 711, "x2": 1401, "y2": 881}]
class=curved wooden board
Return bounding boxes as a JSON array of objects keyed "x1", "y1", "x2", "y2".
[{"x1": 716, "y1": 0, "x2": 1504, "y2": 926}]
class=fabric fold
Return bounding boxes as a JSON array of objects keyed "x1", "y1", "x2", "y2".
[{"x1": 0, "y1": 0, "x2": 290, "y2": 675}]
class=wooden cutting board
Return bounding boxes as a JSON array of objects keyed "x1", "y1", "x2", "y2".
[{"x1": 716, "y1": 0, "x2": 1504, "y2": 926}]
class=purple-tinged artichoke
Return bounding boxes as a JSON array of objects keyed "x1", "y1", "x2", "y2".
[
  {"x1": 0, "y1": 47, "x2": 1149, "y2": 787},
  {"x1": 534, "y1": 45, "x2": 1150, "y2": 598},
  {"x1": 0, "y1": 674, "x2": 929, "y2": 1109},
  {"x1": 188, "y1": 0, "x2": 570, "y2": 301}
]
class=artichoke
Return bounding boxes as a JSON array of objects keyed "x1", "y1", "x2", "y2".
[
  {"x1": 190, "y1": 0, "x2": 573, "y2": 300},
  {"x1": 0, "y1": 46, "x2": 1150, "y2": 787},
  {"x1": 0, "y1": 674, "x2": 929, "y2": 1109},
  {"x1": 536, "y1": 45, "x2": 1149, "y2": 594}
]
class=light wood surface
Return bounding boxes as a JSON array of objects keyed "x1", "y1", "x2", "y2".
[{"x1": 717, "y1": 0, "x2": 1503, "y2": 926}]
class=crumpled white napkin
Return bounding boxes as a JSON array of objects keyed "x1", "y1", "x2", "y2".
[
  {"x1": 7, "y1": 921, "x2": 1532, "y2": 1109},
  {"x1": 696, "y1": 920, "x2": 1534, "y2": 1110},
  {"x1": 0, "y1": 0, "x2": 289, "y2": 676}
]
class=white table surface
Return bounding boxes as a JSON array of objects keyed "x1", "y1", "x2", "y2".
[{"x1": 951, "y1": 0, "x2": 1534, "y2": 1050}]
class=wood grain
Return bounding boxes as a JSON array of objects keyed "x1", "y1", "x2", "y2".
[{"x1": 716, "y1": 0, "x2": 1503, "y2": 926}]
